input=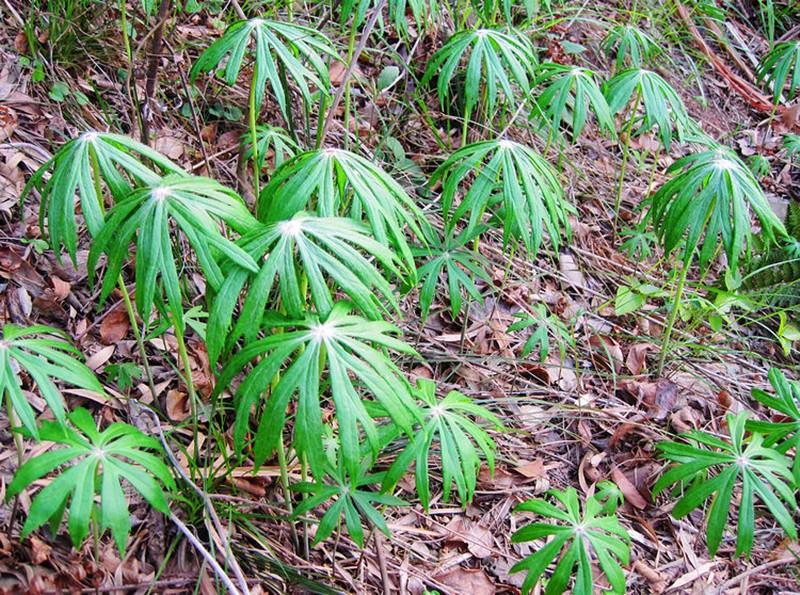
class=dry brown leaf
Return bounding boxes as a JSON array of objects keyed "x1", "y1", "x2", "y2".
[
  {"x1": 434, "y1": 567, "x2": 496, "y2": 595},
  {"x1": 444, "y1": 517, "x2": 495, "y2": 559},
  {"x1": 625, "y1": 342, "x2": 656, "y2": 375},
  {"x1": 632, "y1": 560, "x2": 667, "y2": 594},
  {"x1": 154, "y1": 133, "x2": 184, "y2": 160},
  {"x1": 50, "y1": 276, "x2": 71, "y2": 301},
  {"x1": 100, "y1": 309, "x2": 130, "y2": 344},
  {"x1": 478, "y1": 466, "x2": 515, "y2": 490},
  {"x1": 610, "y1": 467, "x2": 648, "y2": 509},
  {"x1": 85, "y1": 345, "x2": 115, "y2": 372},
  {"x1": 558, "y1": 252, "x2": 585, "y2": 289},
  {"x1": 588, "y1": 333, "x2": 623, "y2": 374},
  {"x1": 166, "y1": 388, "x2": 191, "y2": 422},
  {"x1": 28, "y1": 537, "x2": 52, "y2": 565}
]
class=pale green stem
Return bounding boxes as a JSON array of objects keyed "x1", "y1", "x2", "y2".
[
  {"x1": 656, "y1": 257, "x2": 690, "y2": 377},
  {"x1": 614, "y1": 90, "x2": 642, "y2": 231},
  {"x1": 461, "y1": 106, "x2": 471, "y2": 148},
  {"x1": 4, "y1": 392, "x2": 25, "y2": 538},
  {"x1": 249, "y1": 62, "x2": 261, "y2": 211},
  {"x1": 645, "y1": 147, "x2": 660, "y2": 195},
  {"x1": 89, "y1": 146, "x2": 158, "y2": 401},
  {"x1": 276, "y1": 434, "x2": 299, "y2": 550},
  {"x1": 118, "y1": 0, "x2": 133, "y2": 66},
  {"x1": 172, "y1": 318, "x2": 201, "y2": 466},
  {"x1": 657, "y1": 202, "x2": 715, "y2": 376}
]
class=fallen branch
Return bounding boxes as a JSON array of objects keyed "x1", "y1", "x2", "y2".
[{"x1": 676, "y1": 2, "x2": 790, "y2": 117}]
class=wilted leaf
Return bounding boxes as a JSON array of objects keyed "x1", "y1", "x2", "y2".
[
  {"x1": 610, "y1": 467, "x2": 648, "y2": 509},
  {"x1": 100, "y1": 309, "x2": 130, "y2": 344},
  {"x1": 435, "y1": 567, "x2": 496, "y2": 595},
  {"x1": 625, "y1": 342, "x2": 656, "y2": 375}
]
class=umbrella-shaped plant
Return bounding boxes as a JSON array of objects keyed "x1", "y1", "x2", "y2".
[{"x1": 645, "y1": 146, "x2": 786, "y2": 374}]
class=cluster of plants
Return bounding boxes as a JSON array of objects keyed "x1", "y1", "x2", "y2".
[{"x1": 6, "y1": 0, "x2": 800, "y2": 591}]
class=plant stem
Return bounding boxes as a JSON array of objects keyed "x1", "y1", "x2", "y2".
[
  {"x1": 318, "y1": 0, "x2": 387, "y2": 147},
  {"x1": 172, "y1": 317, "x2": 201, "y2": 465},
  {"x1": 656, "y1": 257, "x2": 690, "y2": 377},
  {"x1": 614, "y1": 90, "x2": 641, "y2": 231},
  {"x1": 4, "y1": 392, "x2": 24, "y2": 538},
  {"x1": 88, "y1": 145, "x2": 159, "y2": 402},
  {"x1": 249, "y1": 62, "x2": 261, "y2": 211},
  {"x1": 118, "y1": 274, "x2": 159, "y2": 400},
  {"x1": 276, "y1": 435, "x2": 300, "y2": 551}
]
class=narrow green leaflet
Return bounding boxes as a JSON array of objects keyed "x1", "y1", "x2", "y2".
[
  {"x1": 756, "y1": 40, "x2": 800, "y2": 104},
  {"x1": 258, "y1": 148, "x2": 425, "y2": 277},
  {"x1": 646, "y1": 147, "x2": 786, "y2": 272},
  {"x1": 0, "y1": 324, "x2": 104, "y2": 439},
  {"x1": 414, "y1": 226, "x2": 492, "y2": 320},
  {"x1": 215, "y1": 302, "x2": 420, "y2": 481},
  {"x1": 245, "y1": 124, "x2": 300, "y2": 173},
  {"x1": 336, "y1": 0, "x2": 430, "y2": 34},
  {"x1": 381, "y1": 379, "x2": 502, "y2": 510},
  {"x1": 604, "y1": 68, "x2": 692, "y2": 150},
  {"x1": 189, "y1": 18, "x2": 336, "y2": 121},
  {"x1": 747, "y1": 368, "x2": 800, "y2": 486},
  {"x1": 88, "y1": 175, "x2": 259, "y2": 329},
  {"x1": 531, "y1": 63, "x2": 615, "y2": 139},
  {"x1": 601, "y1": 24, "x2": 659, "y2": 72},
  {"x1": 292, "y1": 450, "x2": 405, "y2": 548},
  {"x1": 23, "y1": 131, "x2": 184, "y2": 262},
  {"x1": 510, "y1": 487, "x2": 631, "y2": 595},
  {"x1": 653, "y1": 411, "x2": 798, "y2": 557},
  {"x1": 207, "y1": 214, "x2": 407, "y2": 364},
  {"x1": 6, "y1": 407, "x2": 175, "y2": 555},
  {"x1": 507, "y1": 303, "x2": 571, "y2": 361},
  {"x1": 430, "y1": 139, "x2": 572, "y2": 256},
  {"x1": 783, "y1": 133, "x2": 800, "y2": 161},
  {"x1": 421, "y1": 27, "x2": 537, "y2": 121}
]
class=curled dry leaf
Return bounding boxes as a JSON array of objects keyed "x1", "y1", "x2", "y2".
[
  {"x1": 588, "y1": 333, "x2": 624, "y2": 374},
  {"x1": 444, "y1": 517, "x2": 495, "y2": 559},
  {"x1": 558, "y1": 252, "x2": 586, "y2": 289},
  {"x1": 166, "y1": 388, "x2": 191, "y2": 422},
  {"x1": 610, "y1": 467, "x2": 648, "y2": 509},
  {"x1": 625, "y1": 342, "x2": 657, "y2": 375}
]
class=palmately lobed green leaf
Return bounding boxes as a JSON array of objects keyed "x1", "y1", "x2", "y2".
[
  {"x1": 217, "y1": 302, "x2": 419, "y2": 481},
  {"x1": 1, "y1": 324, "x2": 105, "y2": 440},
  {"x1": 7, "y1": 407, "x2": 174, "y2": 556},
  {"x1": 511, "y1": 488, "x2": 630, "y2": 594},
  {"x1": 647, "y1": 147, "x2": 787, "y2": 272},
  {"x1": 23, "y1": 131, "x2": 184, "y2": 263},
  {"x1": 430, "y1": 139, "x2": 572, "y2": 257},
  {"x1": 189, "y1": 18, "x2": 336, "y2": 122},
  {"x1": 654, "y1": 411, "x2": 797, "y2": 558}
]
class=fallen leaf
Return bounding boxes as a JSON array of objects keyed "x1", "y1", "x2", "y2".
[
  {"x1": 558, "y1": 252, "x2": 585, "y2": 289},
  {"x1": 513, "y1": 459, "x2": 548, "y2": 479},
  {"x1": 100, "y1": 309, "x2": 130, "y2": 344},
  {"x1": 444, "y1": 517, "x2": 495, "y2": 559},
  {"x1": 434, "y1": 567, "x2": 496, "y2": 595},
  {"x1": 29, "y1": 536, "x2": 52, "y2": 565},
  {"x1": 610, "y1": 467, "x2": 648, "y2": 509},
  {"x1": 166, "y1": 388, "x2": 191, "y2": 422},
  {"x1": 625, "y1": 342, "x2": 656, "y2": 375},
  {"x1": 50, "y1": 276, "x2": 71, "y2": 301},
  {"x1": 85, "y1": 345, "x2": 115, "y2": 372},
  {"x1": 588, "y1": 333, "x2": 623, "y2": 374}
]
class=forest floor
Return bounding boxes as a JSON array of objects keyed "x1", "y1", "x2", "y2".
[{"x1": 0, "y1": 0, "x2": 799, "y2": 593}]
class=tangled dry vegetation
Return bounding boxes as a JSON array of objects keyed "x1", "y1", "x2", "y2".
[{"x1": 0, "y1": 0, "x2": 799, "y2": 593}]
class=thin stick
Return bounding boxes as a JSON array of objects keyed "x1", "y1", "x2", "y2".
[
  {"x1": 318, "y1": 0, "x2": 388, "y2": 147},
  {"x1": 131, "y1": 402, "x2": 251, "y2": 595},
  {"x1": 169, "y1": 512, "x2": 243, "y2": 595}
]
